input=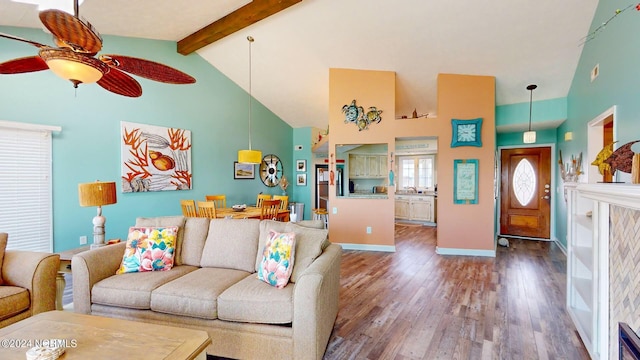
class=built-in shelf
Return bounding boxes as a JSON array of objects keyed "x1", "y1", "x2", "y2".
[{"x1": 573, "y1": 246, "x2": 593, "y2": 272}]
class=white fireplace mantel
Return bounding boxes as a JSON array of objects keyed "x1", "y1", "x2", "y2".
[{"x1": 577, "y1": 183, "x2": 640, "y2": 210}]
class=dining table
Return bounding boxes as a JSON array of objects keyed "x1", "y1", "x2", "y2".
[{"x1": 215, "y1": 206, "x2": 290, "y2": 221}]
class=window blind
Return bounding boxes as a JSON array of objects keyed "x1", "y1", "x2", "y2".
[{"x1": 0, "y1": 123, "x2": 58, "y2": 252}]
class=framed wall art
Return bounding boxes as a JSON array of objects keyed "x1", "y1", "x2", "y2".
[
  {"x1": 234, "y1": 162, "x2": 255, "y2": 179},
  {"x1": 296, "y1": 159, "x2": 306, "y2": 172},
  {"x1": 453, "y1": 159, "x2": 478, "y2": 204},
  {"x1": 451, "y1": 118, "x2": 482, "y2": 148},
  {"x1": 296, "y1": 173, "x2": 307, "y2": 186},
  {"x1": 121, "y1": 121, "x2": 192, "y2": 192}
]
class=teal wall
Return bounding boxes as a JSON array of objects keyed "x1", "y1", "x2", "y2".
[
  {"x1": 291, "y1": 127, "x2": 313, "y2": 220},
  {"x1": 496, "y1": 97, "x2": 567, "y2": 127},
  {"x1": 497, "y1": 129, "x2": 558, "y2": 147},
  {"x1": 555, "y1": 1, "x2": 640, "y2": 247},
  {"x1": 0, "y1": 26, "x2": 293, "y2": 252}
]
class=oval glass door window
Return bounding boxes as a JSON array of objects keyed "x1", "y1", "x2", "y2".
[{"x1": 513, "y1": 159, "x2": 536, "y2": 206}]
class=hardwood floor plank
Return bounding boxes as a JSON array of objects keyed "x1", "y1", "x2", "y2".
[{"x1": 324, "y1": 225, "x2": 590, "y2": 359}]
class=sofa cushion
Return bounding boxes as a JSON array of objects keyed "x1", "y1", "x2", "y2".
[
  {"x1": 200, "y1": 219, "x2": 260, "y2": 272},
  {"x1": 136, "y1": 216, "x2": 186, "y2": 265},
  {"x1": 0, "y1": 233, "x2": 6, "y2": 285},
  {"x1": 151, "y1": 268, "x2": 251, "y2": 320},
  {"x1": 218, "y1": 275, "x2": 294, "y2": 324},
  {"x1": 255, "y1": 221, "x2": 328, "y2": 283},
  {"x1": 0, "y1": 286, "x2": 29, "y2": 321},
  {"x1": 295, "y1": 219, "x2": 325, "y2": 229},
  {"x1": 117, "y1": 227, "x2": 177, "y2": 274},
  {"x1": 92, "y1": 265, "x2": 197, "y2": 309},
  {"x1": 257, "y1": 230, "x2": 296, "y2": 289},
  {"x1": 180, "y1": 217, "x2": 211, "y2": 266}
]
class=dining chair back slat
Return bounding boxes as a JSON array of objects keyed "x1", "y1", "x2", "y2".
[
  {"x1": 205, "y1": 195, "x2": 226, "y2": 209},
  {"x1": 256, "y1": 194, "x2": 271, "y2": 208},
  {"x1": 197, "y1": 201, "x2": 217, "y2": 218},
  {"x1": 272, "y1": 195, "x2": 289, "y2": 211},
  {"x1": 180, "y1": 199, "x2": 198, "y2": 217},
  {"x1": 261, "y1": 199, "x2": 281, "y2": 220}
]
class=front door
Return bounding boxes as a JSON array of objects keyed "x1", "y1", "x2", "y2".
[{"x1": 500, "y1": 147, "x2": 551, "y2": 239}]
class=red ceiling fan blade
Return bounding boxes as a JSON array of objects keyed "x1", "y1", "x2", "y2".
[
  {"x1": 97, "y1": 68, "x2": 142, "y2": 97},
  {"x1": 99, "y1": 55, "x2": 196, "y2": 84},
  {"x1": 0, "y1": 56, "x2": 48, "y2": 74},
  {"x1": 39, "y1": 10, "x2": 102, "y2": 54},
  {"x1": 0, "y1": 32, "x2": 47, "y2": 48}
]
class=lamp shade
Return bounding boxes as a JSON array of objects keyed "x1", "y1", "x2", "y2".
[
  {"x1": 523, "y1": 131, "x2": 536, "y2": 144},
  {"x1": 238, "y1": 149, "x2": 262, "y2": 164},
  {"x1": 78, "y1": 181, "x2": 117, "y2": 207},
  {"x1": 39, "y1": 49, "x2": 108, "y2": 87}
]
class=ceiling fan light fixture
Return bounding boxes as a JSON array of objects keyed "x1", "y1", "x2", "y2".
[
  {"x1": 238, "y1": 35, "x2": 262, "y2": 165},
  {"x1": 39, "y1": 48, "x2": 108, "y2": 87},
  {"x1": 523, "y1": 84, "x2": 538, "y2": 144}
]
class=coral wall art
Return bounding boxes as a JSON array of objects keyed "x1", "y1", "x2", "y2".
[{"x1": 121, "y1": 121, "x2": 192, "y2": 192}]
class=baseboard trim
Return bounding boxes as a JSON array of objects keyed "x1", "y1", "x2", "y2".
[
  {"x1": 436, "y1": 247, "x2": 496, "y2": 257},
  {"x1": 338, "y1": 243, "x2": 396, "y2": 252},
  {"x1": 554, "y1": 239, "x2": 567, "y2": 256}
]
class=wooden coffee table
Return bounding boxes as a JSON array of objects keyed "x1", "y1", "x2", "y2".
[{"x1": 0, "y1": 311, "x2": 211, "y2": 359}]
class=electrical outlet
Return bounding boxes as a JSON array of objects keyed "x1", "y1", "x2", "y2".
[
  {"x1": 79, "y1": 235, "x2": 87, "y2": 245},
  {"x1": 333, "y1": 207, "x2": 337, "y2": 214},
  {"x1": 366, "y1": 226, "x2": 372, "y2": 234}
]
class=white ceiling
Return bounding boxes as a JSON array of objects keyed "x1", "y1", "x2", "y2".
[{"x1": 0, "y1": 0, "x2": 599, "y2": 130}]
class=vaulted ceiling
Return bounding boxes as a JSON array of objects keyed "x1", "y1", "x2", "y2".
[{"x1": 0, "y1": 0, "x2": 599, "y2": 129}]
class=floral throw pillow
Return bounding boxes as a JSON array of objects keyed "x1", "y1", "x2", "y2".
[
  {"x1": 257, "y1": 230, "x2": 296, "y2": 288},
  {"x1": 117, "y1": 226, "x2": 178, "y2": 274}
]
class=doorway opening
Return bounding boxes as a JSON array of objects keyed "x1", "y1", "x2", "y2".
[{"x1": 587, "y1": 106, "x2": 616, "y2": 183}]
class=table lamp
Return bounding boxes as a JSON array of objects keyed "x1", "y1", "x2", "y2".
[{"x1": 78, "y1": 181, "x2": 117, "y2": 249}]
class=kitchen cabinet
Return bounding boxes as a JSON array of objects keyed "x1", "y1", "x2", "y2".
[
  {"x1": 349, "y1": 154, "x2": 387, "y2": 179},
  {"x1": 394, "y1": 196, "x2": 410, "y2": 219},
  {"x1": 395, "y1": 195, "x2": 435, "y2": 222}
]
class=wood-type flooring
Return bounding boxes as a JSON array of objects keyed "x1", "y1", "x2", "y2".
[{"x1": 323, "y1": 224, "x2": 590, "y2": 360}]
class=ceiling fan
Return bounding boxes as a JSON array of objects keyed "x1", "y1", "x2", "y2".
[{"x1": 0, "y1": 0, "x2": 195, "y2": 97}]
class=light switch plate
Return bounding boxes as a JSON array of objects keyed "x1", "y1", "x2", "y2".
[{"x1": 332, "y1": 207, "x2": 337, "y2": 214}]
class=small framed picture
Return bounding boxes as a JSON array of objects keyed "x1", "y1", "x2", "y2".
[
  {"x1": 234, "y1": 162, "x2": 255, "y2": 179},
  {"x1": 296, "y1": 173, "x2": 307, "y2": 186},
  {"x1": 296, "y1": 159, "x2": 306, "y2": 172}
]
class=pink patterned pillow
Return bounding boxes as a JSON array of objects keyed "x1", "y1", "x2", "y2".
[
  {"x1": 117, "y1": 227, "x2": 177, "y2": 274},
  {"x1": 257, "y1": 230, "x2": 296, "y2": 288}
]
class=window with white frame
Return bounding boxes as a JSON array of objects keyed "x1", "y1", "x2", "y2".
[
  {"x1": 398, "y1": 155, "x2": 436, "y2": 191},
  {"x1": 0, "y1": 121, "x2": 60, "y2": 252}
]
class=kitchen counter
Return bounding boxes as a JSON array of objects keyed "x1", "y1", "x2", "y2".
[
  {"x1": 395, "y1": 191, "x2": 437, "y2": 197},
  {"x1": 340, "y1": 193, "x2": 388, "y2": 199}
]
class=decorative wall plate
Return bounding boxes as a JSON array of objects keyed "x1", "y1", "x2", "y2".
[
  {"x1": 259, "y1": 154, "x2": 283, "y2": 187},
  {"x1": 451, "y1": 118, "x2": 482, "y2": 147}
]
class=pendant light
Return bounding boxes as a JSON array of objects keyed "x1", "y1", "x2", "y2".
[
  {"x1": 238, "y1": 36, "x2": 262, "y2": 164},
  {"x1": 523, "y1": 84, "x2": 537, "y2": 144}
]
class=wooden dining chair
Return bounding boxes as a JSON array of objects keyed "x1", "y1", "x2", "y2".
[
  {"x1": 197, "y1": 201, "x2": 217, "y2": 219},
  {"x1": 180, "y1": 199, "x2": 198, "y2": 217},
  {"x1": 272, "y1": 195, "x2": 289, "y2": 211},
  {"x1": 256, "y1": 194, "x2": 271, "y2": 208},
  {"x1": 205, "y1": 194, "x2": 226, "y2": 209},
  {"x1": 260, "y1": 199, "x2": 281, "y2": 220}
]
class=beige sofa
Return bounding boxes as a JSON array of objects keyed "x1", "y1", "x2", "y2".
[
  {"x1": 72, "y1": 217, "x2": 341, "y2": 360},
  {"x1": 0, "y1": 233, "x2": 60, "y2": 328}
]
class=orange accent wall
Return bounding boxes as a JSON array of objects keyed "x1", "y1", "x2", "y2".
[{"x1": 328, "y1": 69, "x2": 496, "y2": 252}]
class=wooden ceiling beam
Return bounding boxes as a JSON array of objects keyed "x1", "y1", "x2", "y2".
[{"x1": 177, "y1": 0, "x2": 302, "y2": 55}]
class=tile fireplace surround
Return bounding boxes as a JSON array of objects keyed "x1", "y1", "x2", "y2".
[{"x1": 576, "y1": 183, "x2": 640, "y2": 360}]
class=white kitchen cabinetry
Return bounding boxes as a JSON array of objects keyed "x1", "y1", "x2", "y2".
[
  {"x1": 349, "y1": 154, "x2": 387, "y2": 179},
  {"x1": 394, "y1": 196, "x2": 410, "y2": 219},
  {"x1": 565, "y1": 183, "x2": 608, "y2": 360},
  {"x1": 395, "y1": 195, "x2": 435, "y2": 223}
]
